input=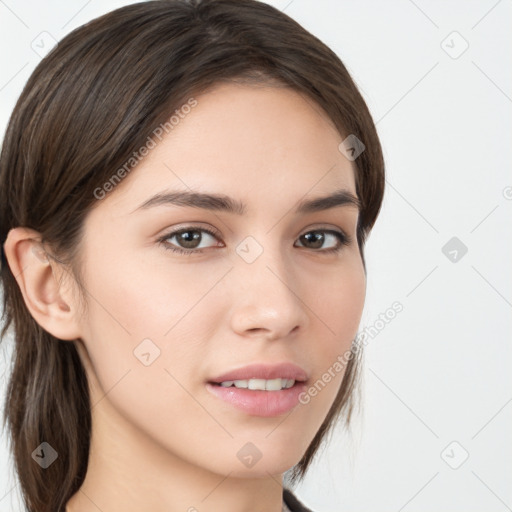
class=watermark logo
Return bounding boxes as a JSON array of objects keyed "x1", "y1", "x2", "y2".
[
  {"x1": 31, "y1": 31, "x2": 58, "y2": 59},
  {"x1": 441, "y1": 31, "x2": 469, "y2": 60},
  {"x1": 93, "y1": 97, "x2": 198, "y2": 200},
  {"x1": 133, "y1": 338, "x2": 161, "y2": 366},
  {"x1": 236, "y1": 236, "x2": 264, "y2": 264},
  {"x1": 236, "y1": 442, "x2": 262, "y2": 468},
  {"x1": 31, "y1": 442, "x2": 58, "y2": 469},
  {"x1": 356, "y1": 301, "x2": 404, "y2": 342},
  {"x1": 338, "y1": 134, "x2": 365, "y2": 161},
  {"x1": 441, "y1": 236, "x2": 468, "y2": 263},
  {"x1": 440, "y1": 441, "x2": 469, "y2": 469},
  {"x1": 299, "y1": 301, "x2": 403, "y2": 404}
]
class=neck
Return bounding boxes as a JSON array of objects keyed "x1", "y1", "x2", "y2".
[{"x1": 66, "y1": 388, "x2": 285, "y2": 512}]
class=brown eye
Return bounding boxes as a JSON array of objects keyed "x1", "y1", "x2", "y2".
[
  {"x1": 159, "y1": 227, "x2": 222, "y2": 255},
  {"x1": 295, "y1": 230, "x2": 350, "y2": 253}
]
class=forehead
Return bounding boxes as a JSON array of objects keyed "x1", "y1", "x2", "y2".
[{"x1": 96, "y1": 82, "x2": 357, "y2": 216}]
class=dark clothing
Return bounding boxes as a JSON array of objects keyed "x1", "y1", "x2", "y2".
[{"x1": 283, "y1": 488, "x2": 314, "y2": 512}]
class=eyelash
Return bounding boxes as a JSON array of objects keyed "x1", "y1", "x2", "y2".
[{"x1": 157, "y1": 226, "x2": 352, "y2": 256}]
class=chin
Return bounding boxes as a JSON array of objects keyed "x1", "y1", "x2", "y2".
[{"x1": 218, "y1": 448, "x2": 305, "y2": 479}]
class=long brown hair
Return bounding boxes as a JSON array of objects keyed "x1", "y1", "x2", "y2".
[{"x1": 0, "y1": 1, "x2": 385, "y2": 510}]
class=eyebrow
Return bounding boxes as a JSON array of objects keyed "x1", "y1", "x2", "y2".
[{"x1": 131, "y1": 187, "x2": 361, "y2": 215}]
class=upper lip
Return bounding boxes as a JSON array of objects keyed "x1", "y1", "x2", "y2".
[{"x1": 208, "y1": 362, "x2": 309, "y2": 383}]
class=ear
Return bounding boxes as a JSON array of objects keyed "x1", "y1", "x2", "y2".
[{"x1": 3, "y1": 227, "x2": 82, "y2": 341}]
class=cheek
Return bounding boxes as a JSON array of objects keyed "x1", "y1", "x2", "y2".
[
  {"x1": 81, "y1": 247, "x2": 227, "y2": 340},
  {"x1": 321, "y1": 277, "x2": 365, "y2": 334},
  {"x1": 299, "y1": 255, "x2": 365, "y2": 415},
  {"x1": 75, "y1": 255, "x2": 232, "y2": 461},
  {"x1": 309, "y1": 253, "x2": 366, "y2": 352},
  {"x1": 76, "y1": 248, "x2": 234, "y2": 405}
]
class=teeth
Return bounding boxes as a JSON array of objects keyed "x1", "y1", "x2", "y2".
[{"x1": 219, "y1": 378, "x2": 295, "y2": 390}]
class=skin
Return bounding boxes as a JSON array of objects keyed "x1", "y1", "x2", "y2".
[{"x1": 4, "y1": 82, "x2": 366, "y2": 512}]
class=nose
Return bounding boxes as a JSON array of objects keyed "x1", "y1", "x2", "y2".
[{"x1": 228, "y1": 243, "x2": 310, "y2": 341}]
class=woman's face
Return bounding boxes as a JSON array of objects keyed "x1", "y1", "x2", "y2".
[{"x1": 74, "y1": 82, "x2": 366, "y2": 477}]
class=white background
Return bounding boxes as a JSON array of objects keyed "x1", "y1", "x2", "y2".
[{"x1": 1, "y1": 1, "x2": 511, "y2": 511}]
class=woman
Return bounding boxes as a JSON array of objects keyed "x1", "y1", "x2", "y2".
[{"x1": 0, "y1": 1, "x2": 385, "y2": 511}]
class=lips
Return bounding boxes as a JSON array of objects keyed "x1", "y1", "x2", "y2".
[
  {"x1": 205, "y1": 362, "x2": 309, "y2": 417},
  {"x1": 208, "y1": 362, "x2": 309, "y2": 384},
  {"x1": 205, "y1": 381, "x2": 308, "y2": 417}
]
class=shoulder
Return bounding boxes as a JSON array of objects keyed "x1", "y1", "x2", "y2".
[{"x1": 283, "y1": 487, "x2": 315, "y2": 512}]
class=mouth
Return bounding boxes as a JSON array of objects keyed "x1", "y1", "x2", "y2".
[
  {"x1": 208, "y1": 362, "x2": 309, "y2": 385},
  {"x1": 206, "y1": 378, "x2": 306, "y2": 418},
  {"x1": 205, "y1": 363, "x2": 309, "y2": 417},
  {"x1": 209, "y1": 377, "x2": 300, "y2": 391}
]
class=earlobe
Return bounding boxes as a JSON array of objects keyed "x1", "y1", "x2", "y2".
[{"x1": 3, "y1": 227, "x2": 82, "y2": 341}]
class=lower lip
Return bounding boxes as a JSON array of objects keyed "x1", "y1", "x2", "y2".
[{"x1": 205, "y1": 382, "x2": 307, "y2": 417}]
